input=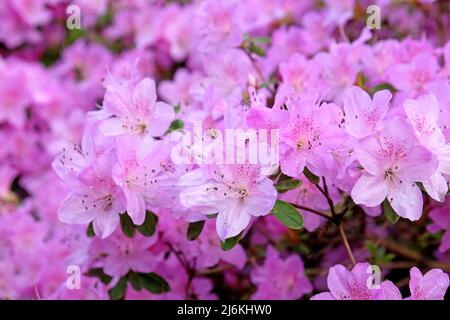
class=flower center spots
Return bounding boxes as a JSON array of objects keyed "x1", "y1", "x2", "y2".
[
  {"x1": 384, "y1": 168, "x2": 395, "y2": 181},
  {"x1": 238, "y1": 188, "x2": 248, "y2": 198}
]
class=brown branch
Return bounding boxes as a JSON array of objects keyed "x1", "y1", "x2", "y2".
[
  {"x1": 288, "y1": 203, "x2": 333, "y2": 221},
  {"x1": 339, "y1": 223, "x2": 356, "y2": 267}
]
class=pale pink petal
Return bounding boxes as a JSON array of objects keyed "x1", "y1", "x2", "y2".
[
  {"x1": 131, "y1": 78, "x2": 156, "y2": 112},
  {"x1": 58, "y1": 194, "x2": 96, "y2": 224},
  {"x1": 280, "y1": 149, "x2": 306, "y2": 178},
  {"x1": 398, "y1": 145, "x2": 437, "y2": 182},
  {"x1": 125, "y1": 191, "x2": 146, "y2": 226},
  {"x1": 93, "y1": 211, "x2": 120, "y2": 239},
  {"x1": 327, "y1": 264, "x2": 352, "y2": 300},
  {"x1": 423, "y1": 172, "x2": 448, "y2": 203},
  {"x1": 310, "y1": 292, "x2": 336, "y2": 300},
  {"x1": 244, "y1": 179, "x2": 277, "y2": 217},
  {"x1": 351, "y1": 174, "x2": 388, "y2": 207},
  {"x1": 216, "y1": 200, "x2": 251, "y2": 240},
  {"x1": 372, "y1": 89, "x2": 392, "y2": 113},
  {"x1": 99, "y1": 117, "x2": 126, "y2": 136},
  {"x1": 354, "y1": 135, "x2": 384, "y2": 175},
  {"x1": 388, "y1": 182, "x2": 423, "y2": 221},
  {"x1": 379, "y1": 280, "x2": 402, "y2": 300},
  {"x1": 147, "y1": 101, "x2": 175, "y2": 137}
]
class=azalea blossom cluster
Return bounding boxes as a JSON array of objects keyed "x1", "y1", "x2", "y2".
[{"x1": 1, "y1": 0, "x2": 450, "y2": 300}]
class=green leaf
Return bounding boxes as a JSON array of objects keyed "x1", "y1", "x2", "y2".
[
  {"x1": 252, "y1": 36, "x2": 271, "y2": 44},
  {"x1": 416, "y1": 182, "x2": 426, "y2": 193},
  {"x1": 383, "y1": 199, "x2": 400, "y2": 224},
  {"x1": 167, "y1": 119, "x2": 184, "y2": 132},
  {"x1": 136, "y1": 211, "x2": 158, "y2": 237},
  {"x1": 108, "y1": 276, "x2": 128, "y2": 300},
  {"x1": 368, "y1": 83, "x2": 397, "y2": 95},
  {"x1": 366, "y1": 240, "x2": 395, "y2": 264},
  {"x1": 303, "y1": 167, "x2": 320, "y2": 185},
  {"x1": 128, "y1": 272, "x2": 142, "y2": 291},
  {"x1": 187, "y1": 220, "x2": 205, "y2": 241},
  {"x1": 120, "y1": 213, "x2": 136, "y2": 238},
  {"x1": 221, "y1": 232, "x2": 243, "y2": 251},
  {"x1": 275, "y1": 179, "x2": 302, "y2": 193},
  {"x1": 271, "y1": 200, "x2": 304, "y2": 230},
  {"x1": 139, "y1": 272, "x2": 170, "y2": 294},
  {"x1": 85, "y1": 268, "x2": 112, "y2": 285},
  {"x1": 67, "y1": 28, "x2": 87, "y2": 45},
  {"x1": 248, "y1": 43, "x2": 266, "y2": 57},
  {"x1": 86, "y1": 222, "x2": 95, "y2": 238},
  {"x1": 95, "y1": 8, "x2": 114, "y2": 28}
]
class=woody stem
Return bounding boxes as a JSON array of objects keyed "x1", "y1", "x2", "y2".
[{"x1": 339, "y1": 223, "x2": 357, "y2": 267}]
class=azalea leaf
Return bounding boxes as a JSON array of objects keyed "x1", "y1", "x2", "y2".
[
  {"x1": 303, "y1": 167, "x2": 320, "y2": 185},
  {"x1": 275, "y1": 179, "x2": 302, "y2": 193},
  {"x1": 120, "y1": 213, "x2": 136, "y2": 238},
  {"x1": 221, "y1": 232, "x2": 242, "y2": 251},
  {"x1": 368, "y1": 82, "x2": 397, "y2": 95},
  {"x1": 136, "y1": 211, "x2": 158, "y2": 237},
  {"x1": 187, "y1": 220, "x2": 205, "y2": 241},
  {"x1": 252, "y1": 36, "x2": 271, "y2": 44},
  {"x1": 138, "y1": 272, "x2": 170, "y2": 294},
  {"x1": 271, "y1": 200, "x2": 304, "y2": 230},
  {"x1": 85, "y1": 268, "x2": 112, "y2": 285},
  {"x1": 248, "y1": 42, "x2": 266, "y2": 57},
  {"x1": 127, "y1": 272, "x2": 142, "y2": 291},
  {"x1": 166, "y1": 119, "x2": 184, "y2": 133},
  {"x1": 416, "y1": 182, "x2": 426, "y2": 193},
  {"x1": 383, "y1": 199, "x2": 400, "y2": 224},
  {"x1": 86, "y1": 222, "x2": 95, "y2": 238},
  {"x1": 108, "y1": 276, "x2": 128, "y2": 300}
]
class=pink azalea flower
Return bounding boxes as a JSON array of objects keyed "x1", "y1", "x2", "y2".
[
  {"x1": 251, "y1": 246, "x2": 312, "y2": 300},
  {"x1": 279, "y1": 99, "x2": 343, "y2": 177},
  {"x1": 407, "y1": 267, "x2": 449, "y2": 300},
  {"x1": 311, "y1": 263, "x2": 402, "y2": 300},
  {"x1": 194, "y1": 0, "x2": 243, "y2": 53},
  {"x1": 100, "y1": 75, "x2": 175, "y2": 137},
  {"x1": 191, "y1": 49, "x2": 252, "y2": 108},
  {"x1": 351, "y1": 117, "x2": 437, "y2": 220},
  {"x1": 56, "y1": 151, "x2": 126, "y2": 239},
  {"x1": 276, "y1": 53, "x2": 323, "y2": 102},
  {"x1": 388, "y1": 52, "x2": 439, "y2": 97},
  {"x1": 404, "y1": 94, "x2": 450, "y2": 202},
  {"x1": 315, "y1": 31, "x2": 370, "y2": 101},
  {"x1": 178, "y1": 164, "x2": 277, "y2": 240},
  {"x1": 342, "y1": 86, "x2": 392, "y2": 139},
  {"x1": 112, "y1": 135, "x2": 171, "y2": 225},
  {"x1": 97, "y1": 230, "x2": 159, "y2": 278}
]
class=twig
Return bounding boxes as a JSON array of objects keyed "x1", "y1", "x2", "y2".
[
  {"x1": 289, "y1": 203, "x2": 333, "y2": 221},
  {"x1": 315, "y1": 178, "x2": 337, "y2": 218},
  {"x1": 339, "y1": 223, "x2": 356, "y2": 266}
]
